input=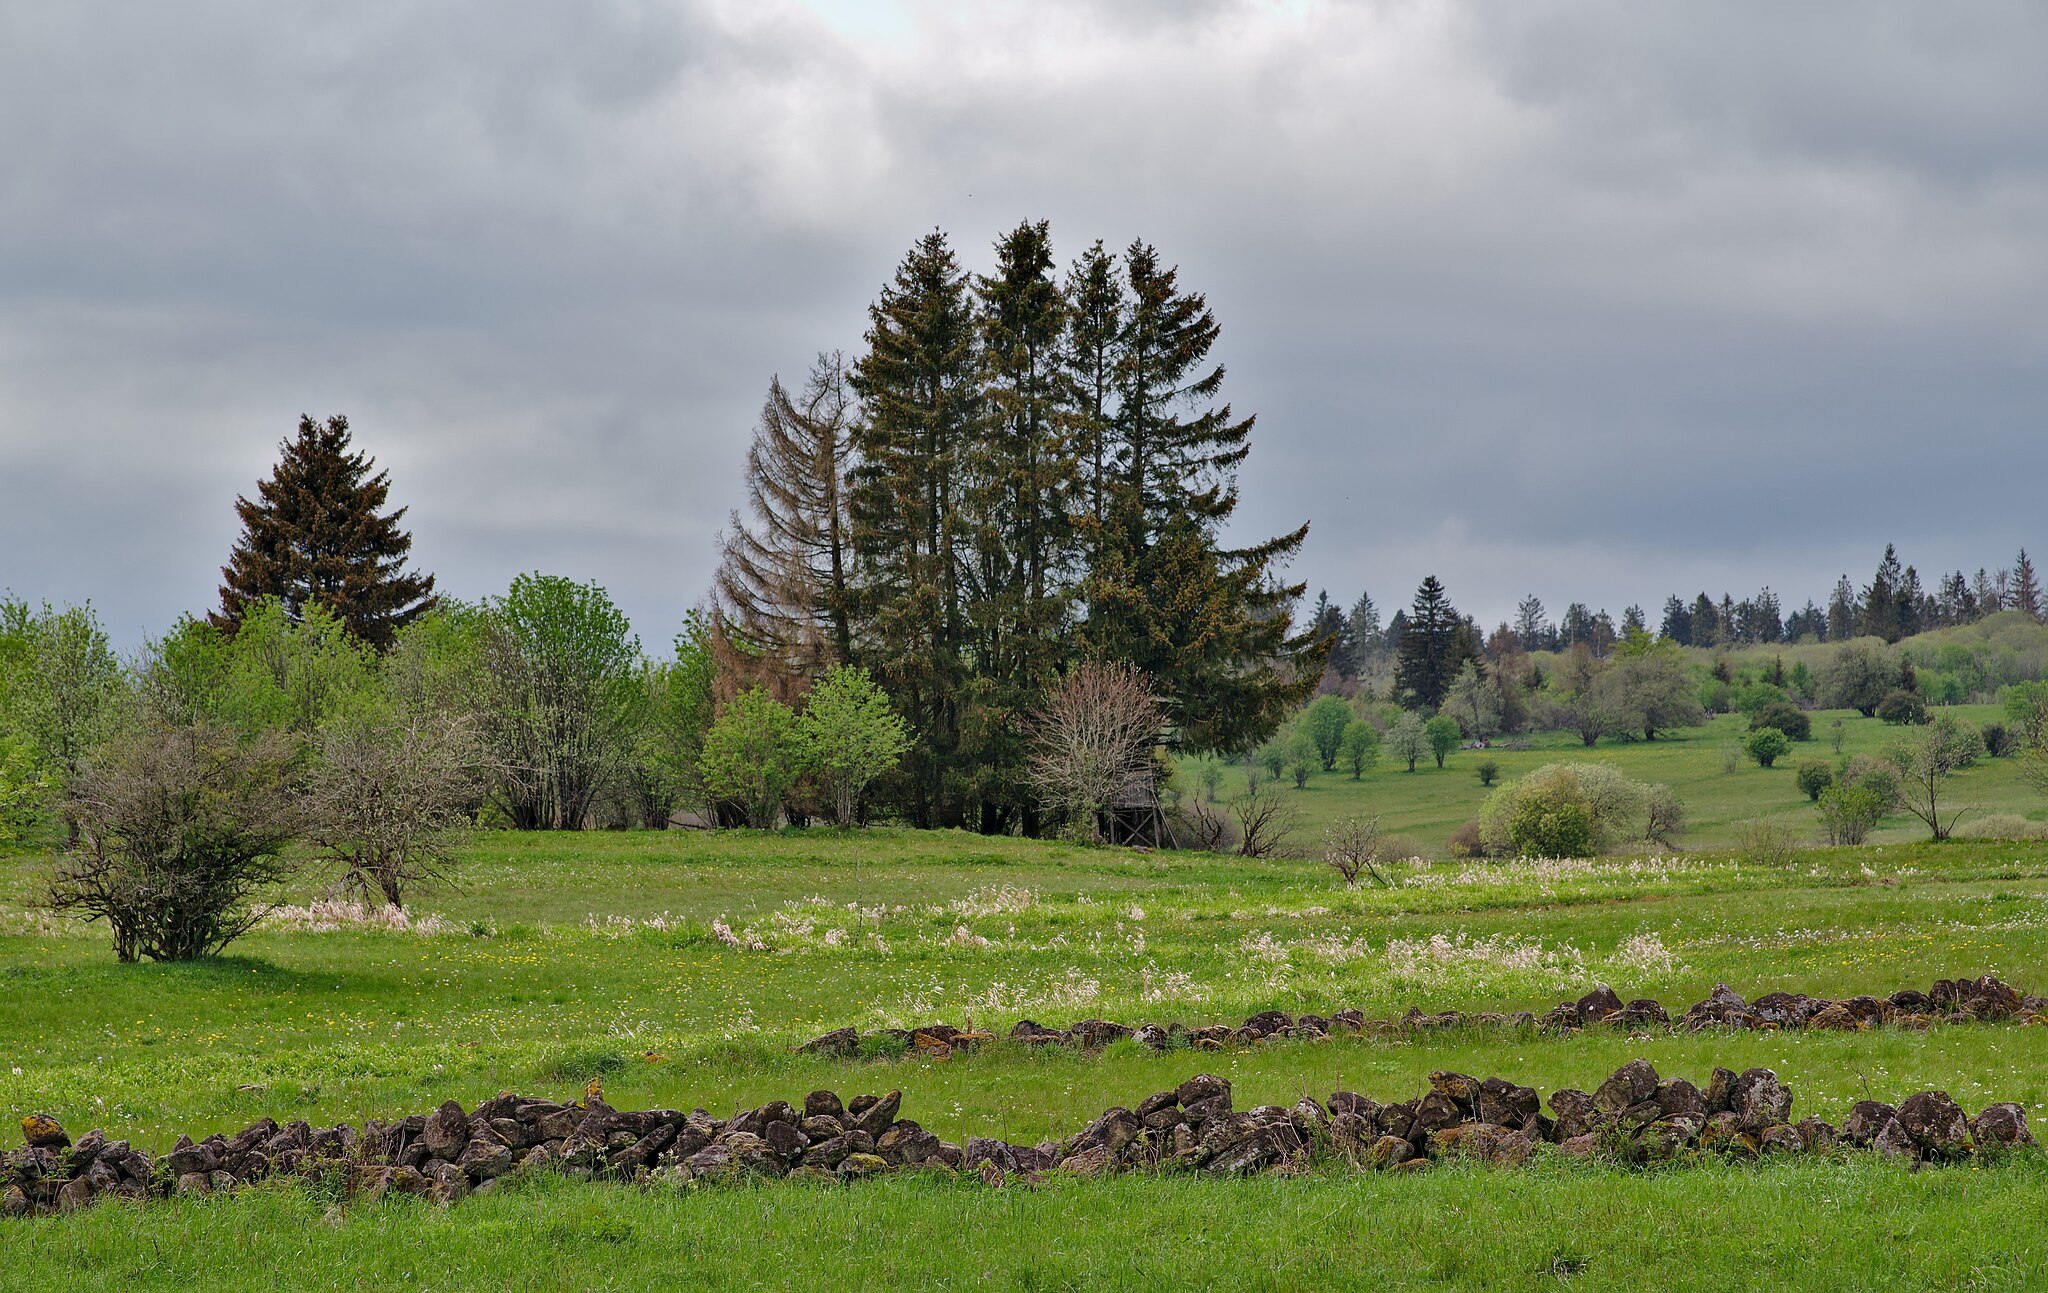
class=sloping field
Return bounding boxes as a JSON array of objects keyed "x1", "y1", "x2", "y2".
[{"x1": 6, "y1": 829, "x2": 2048, "y2": 1290}]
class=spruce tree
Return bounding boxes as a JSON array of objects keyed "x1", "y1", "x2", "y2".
[
  {"x1": 1514, "y1": 595, "x2": 1549, "y2": 651},
  {"x1": 2012, "y1": 549, "x2": 2042, "y2": 621},
  {"x1": 214, "y1": 415, "x2": 435, "y2": 649},
  {"x1": 1861, "y1": 545, "x2": 1904, "y2": 641},
  {"x1": 1828, "y1": 576, "x2": 1859, "y2": 640},
  {"x1": 1346, "y1": 591, "x2": 1382, "y2": 674},
  {"x1": 849, "y1": 231, "x2": 979, "y2": 827},
  {"x1": 1690, "y1": 592, "x2": 1718, "y2": 647},
  {"x1": 1064, "y1": 240, "x2": 1124, "y2": 543},
  {"x1": 713, "y1": 353, "x2": 858, "y2": 679},
  {"x1": 1079, "y1": 240, "x2": 1314, "y2": 753},
  {"x1": 1658, "y1": 595, "x2": 1691, "y2": 644},
  {"x1": 1394, "y1": 575, "x2": 1462, "y2": 710},
  {"x1": 960, "y1": 219, "x2": 1084, "y2": 831}
]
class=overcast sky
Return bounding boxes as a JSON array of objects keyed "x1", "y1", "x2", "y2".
[{"x1": 4, "y1": 0, "x2": 2045, "y2": 646}]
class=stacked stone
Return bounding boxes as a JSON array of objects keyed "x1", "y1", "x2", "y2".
[
  {"x1": 7, "y1": 1062, "x2": 2037, "y2": 1216},
  {"x1": 795, "y1": 974, "x2": 2041, "y2": 1059}
]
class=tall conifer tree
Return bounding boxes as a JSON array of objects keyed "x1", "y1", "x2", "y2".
[
  {"x1": 714, "y1": 353, "x2": 858, "y2": 680},
  {"x1": 961, "y1": 220, "x2": 1084, "y2": 831},
  {"x1": 214, "y1": 415, "x2": 435, "y2": 649},
  {"x1": 849, "y1": 232, "x2": 979, "y2": 827},
  {"x1": 1079, "y1": 241, "x2": 1314, "y2": 753},
  {"x1": 2011, "y1": 549, "x2": 2042, "y2": 621},
  {"x1": 1394, "y1": 575, "x2": 1464, "y2": 710}
]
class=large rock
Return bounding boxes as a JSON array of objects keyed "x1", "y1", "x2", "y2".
[
  {"x1": 1593, "y1": 1060, "x2": 1660, "y2": 1113},
  {"x1": 797, "y1": 1027, "x2": 861, "y2": 1056},
  {"x1": 1896, "y1": 1092, "x2": 1970, "y2": 1159},
  {"x1": 1843, "y1": 1101, "x2": 1897, "y2": 1146},
  {"x1": 456, "y1": 1138, "x2": 514, "y2": 1181},
  {"x1": 804, "y1": 1090, "x2": 846, "y2": 1121},
  {"x1": 421, "y1": 1100, "x2": 470, "y2": 1159},
  {"x1": 19, "y1": 1115, "x2": 68, "y2": 1150},
  {"x1": 850, "y1": 1091, "x2": 901, "y2": 1139},
  {"x1": 1575, "y1": 984, "x2": 1625, "y2": 1023},
  {"x1": 1731, "y1": 1069, "x2": 1792, "y2": 1132},
  {"x1": 1971, "y1": 1103, "x2": 2034, "y2": 1149}
]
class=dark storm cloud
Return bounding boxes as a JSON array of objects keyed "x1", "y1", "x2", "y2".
[{"x1": 2, "y1": 0, "x2": 2043, "y2": 644}]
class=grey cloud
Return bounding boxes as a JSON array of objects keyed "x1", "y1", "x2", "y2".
[{"x1": 2, "y1": 1, "x2": 2043, "y2": 644}]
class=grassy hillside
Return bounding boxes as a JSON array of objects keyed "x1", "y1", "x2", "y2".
[
  {"x1": 1198, "y1": 706, "x2": 2042, "y2": 855},
  {"x1": 6, "y1": 827, "x2": 2048, "y2": 1287}
]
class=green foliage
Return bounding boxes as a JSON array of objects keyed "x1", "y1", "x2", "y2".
[
  {"x1": 1795, "y1": 759, "x2": 1836, "y2": 802},
  {"x1": 1301, "y1": 695, "x2": 1351, "y2": 771},
  {"x1": 699, "y1": 687, "x2": 804, "y2": 828},
  {"x1": 1478, "y1": 762, "x2": 1676, "y2": 856},
  {"x1": 1817, "y1": 641, "x2": 1900, "y2": 717},
  {"x1": 2003, "y1": 681, "x2": 2048, "y2": 748},
  {"x1": 1337, "y1": 721, "x2": 1380, "y2": 780},
  {"x1": 797, "y1": 666, "x2": 910, "y2": 826},
  {"x1": 1506, "y1": 795, "x2": 1594, "y2": 859},
  {"x1": 1750, "y1": 701, "x2": 1812, "y2": 742},
  {"x1": 1877, "y1": 689, "x2": 1929, "y2": 726},
  {"x1": 1475, "y1": 757, "x2": 1499, "y2": 787},
  {"x1": 1981, "y1": 721, "x2": 2012, "y2": 758},
  {"x1": 623, "y1": 612, "x2": 719, "y2": 827},
  {"x1": 1285, "y1": 728, "x2": 1316, "y2": 789},
  {"x1": 478, "y1": 574, "x2": 644, "y2": 831},
  {"x1": 211, "y1": 598, "x2": 378, "y2": 738},
  {"x1": 0, "y1": 737, "x2": 52, "y2": 843},
  {"x1": 1732, "y1": 681, "x2": 1789, "y2": 715},
  {"x1": 1442, "y1": 660, "x2": 1503, "y2": 743},
  {"x1": 0, "y1": 597, "x2": 124, "y2": 783},
  {"x1": 1887, "y1": 714, "x2": 1986, "y2": 840},
  {"x1": 1394, "y1": 576, "x2": 1469, "y2": 711},
  {"x1": 1743, "y1": 727, "x2": 1793, "y2": 768},
  {"x1": 1816, "y1": 782, "x2": 1886, "y2": 846},
  {"x1": 1423, "y1": 714, "x2": 1461, "y2": 768},
  {"x1": 1386, "y1": 712, "x2": 1428, "y2": 772}
]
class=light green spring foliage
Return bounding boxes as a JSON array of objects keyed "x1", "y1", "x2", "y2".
[
  {"x1": 1442, "y1": 659, "x2": 1501, "y2": 742},
  {"x1": 1285, "y1": 727, "x2": 1316, "y2": 788},
  {"x1": 0, "y1": 596, "x2": 124, "y2": 777},
  {"x1": 1423, "y1": 714, "x2": 1462, "y2": 768},
  {"x1": 1337, "y1": 720, "x2": 1379, "y2": 779},
  {"x1": 212, "y1": 599, "x2": 379, "y2": 738},
  {"x1": 1385, "y1": 712, "x2": 1428, "y2": 771},
  {"x1": 699, "y1": 686, "x2": 803, "y2": 828},
  {"x1": 1300, "y1": 695, "x2": 1351, "y2": 771},
  {"x1": 797, "y1": 665, "x2": 909, "y2": 826},
  {"x1": 0, "y1": 737, "x2": 51, "y2": 843},
  {"x1": 1479, "y1": 761, "x2": 1671, "y2": 857}
]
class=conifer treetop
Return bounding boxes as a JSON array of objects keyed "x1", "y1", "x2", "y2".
[{"x1": 214, "y1": 414, "x2": 436, "y2": 649}]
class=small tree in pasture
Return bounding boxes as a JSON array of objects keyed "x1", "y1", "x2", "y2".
[
  {"x1": 1424, "y1": 715, "x2": 1462, "y2": 768},
  {"x1": 1322, "y1": 817, "x2": 1388, "y2": 888},
  {"x1": 799, "y1": 665, "x2": 910, "y2": 827}
]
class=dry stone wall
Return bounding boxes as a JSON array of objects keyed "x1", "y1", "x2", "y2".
[
  {"x1": 6, "y1": 1056, "x2": 2036, "y2": 1218},
  {"x1": 798, "y1": 974, "x2": 2040, "y2": 1060}
]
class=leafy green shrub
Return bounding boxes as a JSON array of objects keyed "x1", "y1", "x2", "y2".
[
  {"x1": 1743, "y1": 727, "x2": 1793, "y2": 768},
  {"x1": 1478, "y1": 763, "x2": 1677, "y2": 857},
  {"x1": 1474, "y1": 757, "x2": 1499, "y2": 787},
  {"x1": 1817, "y1": 783, "x2": 1885, "y2": 845},
  {"x1": 1876, "y1": 689, "x2": 1928, "y2": 726},
  {"x1": 0, "y1": 738, "x2": 51, "y2": 845},
  {"x1": 1508, "y1": 797, "x2": 1594, "y2": 859},
  {"x1": 1733, "y1": 681, "x2": 1789, "y2": 715},
  {"x1": 1794, "y1": 759, "x2": 1835, "y2": 802},
  {"x1": 699, "y1": 686, "x2": 804, "y2": 828},
  {"x1": 1424, "y1": 715, "x2": 1462, "y2": 769},
  {"x1": 1301, "y1": 696, "x2": 1353, "y2": 771},
  {"x1": 1749, "y1": 701, "x2": 1811, "y2": 742}
]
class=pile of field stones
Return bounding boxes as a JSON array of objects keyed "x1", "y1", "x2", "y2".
[
  {"x1": 6, "y1": 1056, "x2": 2036, "y2": 1217},
  {"x1": 796, "y1": 974, "x2": 2041, "y2": 1060}
]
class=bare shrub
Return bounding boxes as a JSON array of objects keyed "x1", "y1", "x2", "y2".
[
  {"x1": 1323, "y1": 817, "x2": 1388, "y2": 887},
  {"x1": 305, "y1": 714, "x2": 480, "y2": 908},
  {"x1": 1734, "y1": 817, "x2": 1798, "y2": 867},
  {"x1": 1025, "y1": 662, "x2": 1162, "y2": 842},
  {"x1": 1232, "y1": 785, "x2": 1300, "y2": 859},
  {"x1": 52, "y1": 725, "x2": 301, "y2": 962},
  {"x1": 1168, "y1": 800, "x2": 1237, "y2": 853}
]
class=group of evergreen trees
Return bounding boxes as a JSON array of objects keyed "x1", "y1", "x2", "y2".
[
  {"x1": 1310, "y1": 544, "x2": 2047, "y2": 710},
  {"x1": 715, "y1": 224, "x2": 1319, "y2": 831}
]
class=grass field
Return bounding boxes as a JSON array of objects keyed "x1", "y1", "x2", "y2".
[
  {"x1": 1199, "y1": 706, "x2": 2044, "y2": 853},
  {"x1": 7, "y1": 827, "x2": 2048, "y2": 1289}
]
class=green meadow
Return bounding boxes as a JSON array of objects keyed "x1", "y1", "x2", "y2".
[{"x1": 7, "y1": 827, "x2": 2048, "y2": 1289}]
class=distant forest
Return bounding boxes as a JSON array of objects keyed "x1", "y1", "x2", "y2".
[{"x1": 1314, "y1": 543, "x2": 2045, "y2": 700}]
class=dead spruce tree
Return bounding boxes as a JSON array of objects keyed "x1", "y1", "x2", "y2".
[
  {"x1": 1026, "y1": 661, "x2": 1161, "y2": 842},
  {"x1": 714, "y1": 353, "x2": 858, "y2": 680},
  {"x1": 52, "y1": 725, "x2": 301, "y2": 961}
]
